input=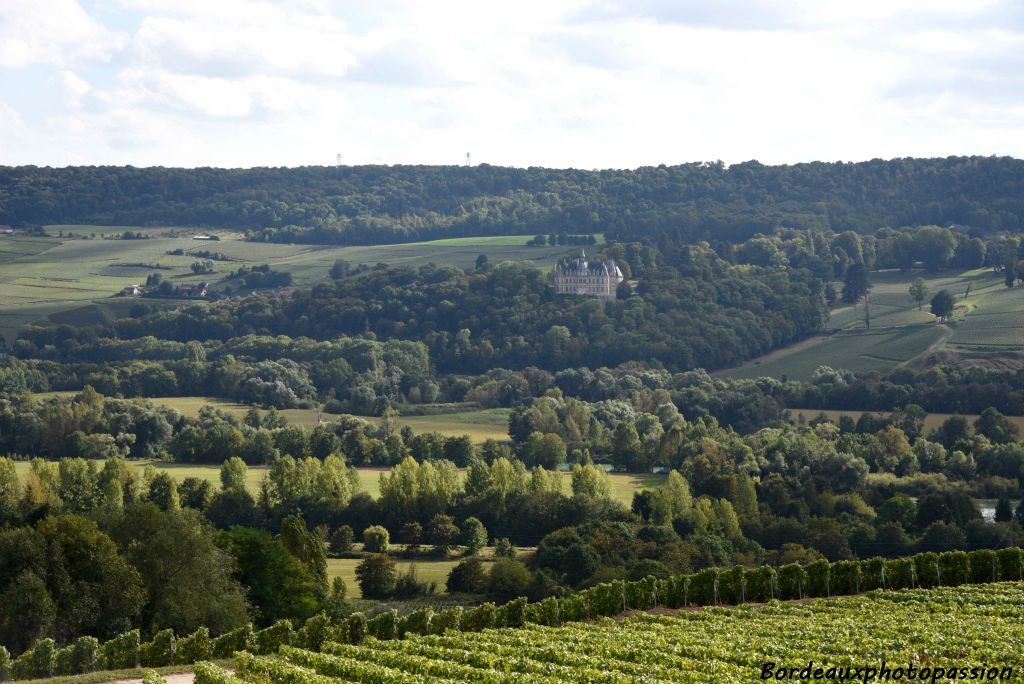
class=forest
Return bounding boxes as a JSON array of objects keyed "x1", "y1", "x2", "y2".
[{"x1": 3, "y1": 157, "x2": 1024, "y2": 244}]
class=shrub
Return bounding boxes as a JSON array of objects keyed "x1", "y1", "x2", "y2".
[
  {"x1": 885, "y1": 558, "x2": 915, "y2": 590},
  {"x1": 255, "y1": 620, "x2": 294, "y2": 655},
  {"x1": 968, "y1": 549, "x2": 998, "y2": 584},
  {"x1": 495, "y1": 597, "x2": 527, "y2": 628},
  {"x1": 805, "y1": 560, "x2": 831, "y2": 597},
  {"x1": 689, "y1": 568, "x2": 719, "y2": 605},
  {"x1": 54, "y1": 645, "x2": 76, "y2": 677},
  {"x1": 367, "y1": 610, "x2": 399, "y2": 641},
  {"x1": 176, "y1": 628, "x2": 210, "y2": 664},
  {"x1": 625, "y1": 577, "x2": 656, "y2": 610},
  {"x1": 12, "y1": 638, "x2": 55, "y2": 680},
  {"x1": 329, "y1": 526, "x2": 355, "y2": 555},
  {"x1": 938, "y1": 551, "x2": 969, "y2": 586},
  {"x1": 446, "y1": 557, "x2": 487, "y2": 594},
  {"x1": 996, "y1": 547, "x2": 1023, "y2": 581},
  {"x1": 70, "y1": 636, "x2": 100, "y2": 674},
  {"x1": 211, "y1": 624, "x2": 255, "y2": 659},
  {"x1": 103, "y1": 629, "x2": 140, "y2": 670},
  {"x1": 913, "y1": 552, "x2": 941, "y2": 588},
  {"x1": 362, "y1": 525, "x2": 390, "y2": 554},
  {"x1": 346, "y1": 613, "x2": 367, "y2": 645},
  {"x1": 525, "y1": 597, "x2": 559, "y2": 626},
  {"x1": 461, "y1": 603, "x2": 496, "y2": 632},
  {"x1": 194, "y1": 661, "x2": 245, "y2": 684},
  {"x1": 399, "y1": 609, "x2": 433, "y2": 637},
  {"x1": 661, "y1": 575, "x2": 690, "y2": 608},
  {"x1": 430, "y1": 607, "x2": 463, "y2": 634},
  {"x1": 718, "y1": 566, "x2": 745, "y2": 604},
  {"x1": 0, "y1": 645, "x2": 10, "y2": 682},
  {"x1": 143, "y1": 670, "x2": 166, "y2": 684},
  {"x1": 296, "y1": 613, "x2": 332, "y2": 651},
  {"x1": 777, "y1": 564, "x2": 807, "y2": 600},
  {"x1": 587, "y1": 581, "x2": 625, "y2": 616},
  {"x1": 494, "y1": 538, "x2": 516, "y2": 559},
  {"x1": 860, "y1": 558, "x2": 886, "y2": 591},
  {"x1": 487, "y1": 559, "x2": 531, "y2": 602},
  {"x1": 829, "y1": 561, "x2": 861, "y2": 595},
  {"x1": 745, "y1": 566, "x2": 776, "y2": 603},
  {"x1": 559, "y1": 594, "x2": 587, "y2": 622},
  {"x1": 140, "y1": 629, "x2": 175, "y2": 667}
]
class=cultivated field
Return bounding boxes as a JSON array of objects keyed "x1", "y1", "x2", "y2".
[
  {"x1": 718, "y1": 267, "x2": 1020, "y2": 381},
  {"x1": 0, "y1": 228, "x2": 596, "y2": 343}
]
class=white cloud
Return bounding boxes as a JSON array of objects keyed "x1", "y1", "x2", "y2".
[{"x1": 0, "y1": 0, "x2": 1023, "y2": 167}]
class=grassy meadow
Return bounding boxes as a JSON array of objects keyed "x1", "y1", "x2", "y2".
[
  {"x1": 718, "y1": 267, "x2": 1021, "y2": 381},
  {"x1": 0, "y1": 228, "x2": 594, "y2": 344}
]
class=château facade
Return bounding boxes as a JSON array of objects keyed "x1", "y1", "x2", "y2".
[{"x1": 553, "y1": 251, "x2": 624, "y2": 300}]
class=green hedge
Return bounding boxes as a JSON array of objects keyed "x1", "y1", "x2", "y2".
[
  {"x1": 525, "y1": 596, "x2": 559, "y2": 626},
  {"x1": 177, "y1": 628, "x2": 210, "y2": 665},
  {"x1": 495, "y1": 597, "x2": 527, "y2": 628},
  {"x1": 745, "y1": 566, "x2": 776, "y2": 603},
  {"x1": 399, "y1": 609, "x2": 432, "y2": 637},
  {"x1": 625, "y1": 577, "x2": 656, "y2": 610},
  {"x1": 559, "y1": 594, "x2": 587, "y2": 622},
  {"x1": 103, "y1": 629, "x2": 140, "y2": 670},
  {"x1": 366, "y1": 610, "x2": 399, "y2": 641},
  {"x1": 885, "y1": 558, "x2": 915, "y2": 590},
  {"x1": 830, "y1": 561, "x2": 861, "y2": 595},
  {"x1": 461, "y1": 603, "x2": 496, "y2": 632},
  {"x1": 11, "y1": 638, "x2": 55, "y2": 680},
  {"x1": 346, "y1": 613, "x2": 367, "y2": 645},
  {"x1": 587, "y1": 581, "x2": 625, "y2": 617},
  {"x1": 968, "y1": 550, "x2": 997, "y2": 584},
  {"x1": 140, "y1": 629, "x2": 175, "y2": 668},
  {"x1": 805, "y1": 560, "x2": 831, "y2": 597},
  {"x1": 430, "y1": 607, "x2": 463, "y2": 634},
  {"x1": 777, "y1": 563, "x2": 807, "y2": 600},
  {"x1": 996, "y1": 547, "x2": 1023, "y2": 581},
  {"x1": 690, "y1": 568, "x2": 719, "y2": 605},
  {"x1": 939, "y1": 551, "x2": 969, "y2": 586},
  {"x1": 54, "y1": 636, "x2": 99, "y2": 676},
  {"x1": 914, "y1": 552, "x2": 941, "y2": 589},
  {"x1": 860, "y1": 558, "x2": 885, "y2": 591},
  {"x1": 718, "y1": 566, "x2": 745, "y2": 605},
  {"x1": 211, "y1": 624, "x2": 255, "y2": 659},
  {"x1": 295, "y1": 614, "x2": 331, "y2": 651},
  {"x1": 194, "y1": 660, "x2": 246, "y2": 684},
  {"x1": 254, "y1": 620, "x2": 293, "y2": 655}
]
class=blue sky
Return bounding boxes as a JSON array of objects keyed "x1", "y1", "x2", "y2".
[{"x1": 1, "y1": 0, "x2": 1023, "y2": 168}]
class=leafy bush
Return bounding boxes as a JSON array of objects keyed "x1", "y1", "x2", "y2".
[
  {"x1": 140, "y1": 629, "x2": 175, "y2": 667},
  {"x1": 661, "y1": 575, "x2": 690, "y2": 608},
  {"x1": 587, "y1": 581, "x2": 625, "y2": 616},
  {"x1": 829, "y1": 561, "x2": 861, "y2": 595},
  {"x1": 860, "y1": 558, "x2": 885, "y2": 591},
  {"x1": 54, "y1": 645, "x2": 76, "y2": 677},
  {"x1": 625, "y1": 577, "x2": 656, "y2": 610},
  {"x1": 968, "y1": 549, "x2": 997, "y2": 584},
  {"x1": 938, "y1": 551, "x2": 969, "y2": 586},
  {"x1": 399, "y1": 609, "x2": 432, "y2": 637},
  {"x1": 362, "y1": 525, "x2": 390, "y2": 554},
  {"x1": 805, "y1": 560, "x2": 831, "y2": 597},
  {"x1": 430, "y1": 607, "x2": 463, "y2": 634},
  {"x1": 103, "y1": 629, "x2": 140, "y2": 670},
  {"x1": 885, "y1": 558, "x2": 915, "y2": 590},
  {"x1": 559, "y1": 594, "x2": 586, "y2": 622},
  {"x1": 460, "y1": 603, "x2": 496, "y2": 632},
  {"x1": 689, "y1": 568, "x2": 719, "y2": 605},
  {"x1": 996, "y1": 547, "x2": 1023, "y2": 581},
  {"x1": 525, "y1": 597, "x2": 559, "y2": 626},
  {"x1": 177, "y1": 627, "x2": 210, "y2": 664},
  {"x1": 296, "y1": 613, "x2": 332, "y2": 651},
  {"x1": 194, "y1": 661, "x2": 245, "y2": 684},
  {"x1": 777, "y1": 564, "x2": 806, "y2": 600},
  {"x1": 211, "y1": 624, "x2": 255, "y2": 658},
  {"x1": 366, "y1": 610, "x2": 399, "y2": 641},
  {"x1": 346, "y1": 613, "x2": 367, "y2": 645},
  {"x1": 745, "y1": 566, "x2": 776, "y2": 603},
  {"x1": 254, "y1": 620, "x2": 294, "y2": 655},
  {"x1": 495, "y1": 597, "x2": 527, "y2": 628},
  {"x1": 718, "y1": 566, "x2": 745, "y2": 604},
  {"x1": 913, "y1": 552, "x2": 941, "y2": 588},
  {"x1": 11, "y1": 638, "x2": 55, "y2": 680},
  {"x1": 143, "y1": 670, "x2": 166, "y2": 684}
]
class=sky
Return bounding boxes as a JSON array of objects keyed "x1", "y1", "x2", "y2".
[{"x1": 1, "y1": 0, "x2": 1024, "y2": 169}]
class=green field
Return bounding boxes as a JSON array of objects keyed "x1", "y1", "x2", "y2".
[
  {"x1": 0, "y1": 229, "x2": 596, "y2": 343},
  {"x1": 327, "y1": 557, "x2": 464, "y2": 598},
  {"x1": 718, "y1": 267, "x2": 1017, "y2": 381}
]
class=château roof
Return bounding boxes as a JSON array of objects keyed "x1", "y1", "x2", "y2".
[{"x1": 554, "y1": 250, "x2": 624, "y2": 277}]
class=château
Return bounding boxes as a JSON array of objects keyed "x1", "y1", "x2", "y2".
[{"x1": 553, "y1": 250, "x2": 624, "y2": 300}]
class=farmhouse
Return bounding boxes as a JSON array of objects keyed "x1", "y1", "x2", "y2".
[{"x1": 553, "y1": 250, "x2": 624, "y2": 301}]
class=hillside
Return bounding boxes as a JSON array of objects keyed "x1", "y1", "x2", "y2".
[
  {"x1": 3, "y1": 157, "x2": 1024, "y2": 245},
  {"x1": 196, "y1": 583, "x2": 1023, "y2": 684}
]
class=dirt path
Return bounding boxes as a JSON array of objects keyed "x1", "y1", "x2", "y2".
[{"x1": 107, "y1": 673, "x2": 196, "y2": 684}]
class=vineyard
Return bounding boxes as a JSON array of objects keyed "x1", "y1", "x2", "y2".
[{"x1": 193, "y1": 583, "x2": 1024, "y2": 684}]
